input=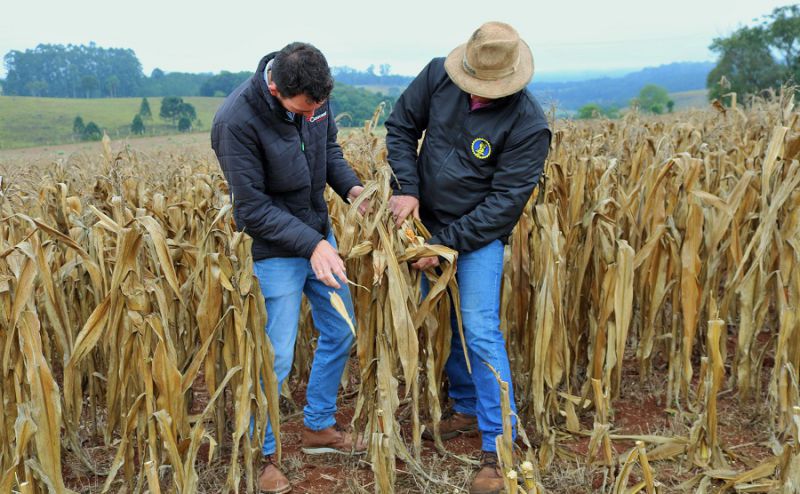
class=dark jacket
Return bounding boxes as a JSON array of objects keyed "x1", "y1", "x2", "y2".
[
  {"x1": 211, "y1": 53, "x2": 361, "y2": 260},
  {"x1": 385, "y1": 57, "x2": 551, "y2": 253}
]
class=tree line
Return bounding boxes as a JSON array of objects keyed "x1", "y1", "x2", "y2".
[
  {"x1": 3, "y1": 43, "x2": 143, "y2": 98},
  {"x1": 331, "y1": 65, "x2": 413, "y2": 89},
  {"x1": 0, "y1": 43, "x2": 229, "y2": 99}
]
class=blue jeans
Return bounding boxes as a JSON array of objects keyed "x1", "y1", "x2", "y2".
[
  {"x1": 423, "y1": 239, "x2": 517, "y2": 452},
  {"x1": 253, "y1": 233, "x2": 356, "y2": 456}
]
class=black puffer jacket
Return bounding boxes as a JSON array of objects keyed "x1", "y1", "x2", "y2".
[
  {"x1": 211, "y1": 53, "x2": 361, "y2": 260},
  {"x1": 386, "y1": 57, "x2": 551, "y2": 253}
]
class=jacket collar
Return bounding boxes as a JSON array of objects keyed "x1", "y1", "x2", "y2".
[
  {"x1": 461, "y1": 87, "x2": 520, "y2": 112},
  {"x1": 250, "y1": 52, "x2": 293, "y2": 122}
]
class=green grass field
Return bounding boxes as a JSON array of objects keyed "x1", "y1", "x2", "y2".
[
  {"x1": 669, "y1": 89, "x2": 709, "y2": 110},
  {"x1": 0, "y1": 96, "x2": 225, "y2": 149}
]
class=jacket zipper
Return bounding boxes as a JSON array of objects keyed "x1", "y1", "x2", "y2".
[
  {"x1": 296, "y1": 119, "x2": 323, "y2": 229},
  {"x1": 299, "y1": 130, "x2": 310, "y2": 169},
  {"x1": 293, "y1": 116, "x2": 309, "y2": 164}
]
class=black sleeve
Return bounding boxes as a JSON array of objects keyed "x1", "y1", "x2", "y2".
[
  {"x1": 428, "y1": 128, "x2": 551, "y2": 252},
  {"x1": 213, "y1": 123, "x2": 324, "y2": 258},
  {"x1": 384, "y1": 60, "x2": 436, "y2": 198},
  {"x1": 325, "y1": 103, "x2": 362, "y2": 200}
]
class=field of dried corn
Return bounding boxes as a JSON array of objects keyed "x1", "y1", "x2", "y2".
[{"x1": 1, "y1": 95, "x2": 800, "y2": 494}]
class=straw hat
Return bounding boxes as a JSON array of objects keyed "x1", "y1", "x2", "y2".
[{"x1": 444, "y1": 21, "x2": 534, "y2": 99}]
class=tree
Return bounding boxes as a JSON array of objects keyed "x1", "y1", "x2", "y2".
[
  {"x1": 159, "y1": 96, "x2": 183, "y2": 123},
  {"x1": 667, "y1": 100, "x2": 675, "y2": 113},
  {"x1": 707, "y1": 26, "x2": 783, "y2": 100},
  {"x1": 140, "y1": 71, "x2": 212, "y2": 97},
  {"x1": 576, "y1": 103, "x2": 619, "y2": 119},
  {"x1": 160, "y1": 96, "x2": 197, "y2": 127},
  {"x1": 329, "y1": 83, "x2": 394, "y2": 127},
  {"x1": 604, "y1": 106, "x2": 621, "y2": 119},
  {"x1": 82, "y1": 122, "x2": 103, "y2": 141},
  {"x1": 80, "y1": 75, "x2": 98, "y2": 98},
  {"x1": 24, "y1": 80, "x2": 47, "y2": 96},
  {"x1": 577, "y1": 103, "x2": 604, "y2": 119},
  {"x1": 706, "y1": 5, "x2": 799, "y2": 101},
  {"x1": 178, "y1": 102, "x2": 196, "y2": 122},
  {"x1": 73, "y1": 116, "x2": 85, "y2": 136},
  {"x1": 199, "y1": 71, "x2": 250, "y2": 97},
  {"x1": 105, "y1": 75, "x2": 120, "y2": 97},
  {"x1": 131, "y1": 114, "x2": 145, "y2": 135},
  {"x1": 635, "y1": 84, "x2": 670, "y2": 114},
  {"x1": 767, "y1": 5, "x2": 800, "y2": 77},
  {"x1": 178, "y1": 117, "x2": 192, "y2": 132},
  {"x1": 139, "y1": 97, "x2": 152, "y2": 119}
]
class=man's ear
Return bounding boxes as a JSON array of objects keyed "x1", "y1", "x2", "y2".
[{"x1": 268, "y1": 81, "x2": 279, "y2": 97}]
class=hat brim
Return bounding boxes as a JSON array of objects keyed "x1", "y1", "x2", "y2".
[{"x1": 444, "y1": 40, "x2": 534, "y2": 99}]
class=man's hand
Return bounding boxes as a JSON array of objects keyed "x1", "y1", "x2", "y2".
[
  {"x1": 310, "y1": 239, "x2": 348, "y2": 289},
  {"x1": 389, "y1": 195, "x2": 420, "y2": 227},
  {"x1": 347, "y1": 185, "x2": 370, "y2": 215},
  {"x1": 411, "y1": 255, "x2": 440, "y2": 271}
]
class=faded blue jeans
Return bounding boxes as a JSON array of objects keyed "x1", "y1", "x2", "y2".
[
  {"x1": 253, "y1": 233, "x2": 356, "y2": 456},
  {"x1": 423, "y1": 239, "x2": 517, "y2": 452}
]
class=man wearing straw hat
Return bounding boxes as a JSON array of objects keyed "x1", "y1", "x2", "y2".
[
  {"x1": 386, "y1": 22, "x2": 550, "y2": 494},
  {"x1": 211, "y1": 42, "x2": 367, "y2": 494}
]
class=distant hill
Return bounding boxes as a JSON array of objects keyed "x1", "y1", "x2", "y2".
[
  {"x1": 529, "y1": 61, "x2": 715, "y2": 110},
  {"x1": 534, "y1": 68, "x2": 638, "y2": 83},
  {"x1": 334, "y1": 61, "x2": 715, "y2": 111}
]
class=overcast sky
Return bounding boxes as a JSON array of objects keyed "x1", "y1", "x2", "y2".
[{"x1": 0, "y1": 0, "x2": 794, "y2": 80}]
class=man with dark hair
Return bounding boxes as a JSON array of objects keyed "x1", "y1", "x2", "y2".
[
  {"x1": 211, "y1": 42, "x2": 366, "y2": 494},
  {"x1": 386, "y1": 22, "x2": 550, "y2": 494},
  {"x1": 270, "y1": 42, "x2": 333, "y2": 103}
]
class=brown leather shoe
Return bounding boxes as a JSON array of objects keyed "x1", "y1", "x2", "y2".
[
  {"x1": 469, "y1": 451, "x2": 505, "y2": 494},
  {"x1": 422, "y1": 411, "x2": 478, "y2": 440},
  {"x1": 258, "y1": 456, "x2": 291, "y2": 494},
  {"x1": 301, "y1": 423, "x2": 367, "y2": 455}
]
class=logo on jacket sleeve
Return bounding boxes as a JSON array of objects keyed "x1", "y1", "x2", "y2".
[{"x1": 471, "y1": 138, "x2": 492, "y2": 159}]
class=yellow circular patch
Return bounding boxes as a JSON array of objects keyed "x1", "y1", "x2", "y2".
[{"x1": 471, "y1": 138, "x2": 492, "y2": 159}]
